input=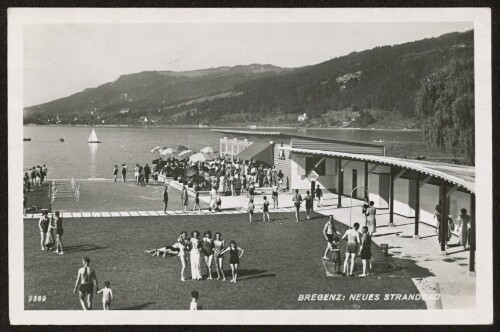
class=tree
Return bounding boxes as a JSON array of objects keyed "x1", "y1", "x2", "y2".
[{"x1": 415, "y1": 58, "x2": 474, "y2": 165}]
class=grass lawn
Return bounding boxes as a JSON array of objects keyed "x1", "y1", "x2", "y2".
[{"x1": 24, "y1": 212, "x2": 426, "y2": 310}]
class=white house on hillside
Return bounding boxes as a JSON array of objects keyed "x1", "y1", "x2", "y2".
[{"x1": 298, "y1": 113, "x2": 307, "y2": 121}]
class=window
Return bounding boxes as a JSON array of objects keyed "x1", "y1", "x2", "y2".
[{"x1": 305, "y1": 157, "x2": 326, "y2": 176}]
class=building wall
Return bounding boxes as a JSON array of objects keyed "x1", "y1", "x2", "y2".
[
  {"x1": 341, "y1": 160, "x2": 366, "y2": 199},
  {"x1": 290, "y1": 155, "x2": 337, "y2": 190},
  {"x1": 273, "y1": 141, "x2": 292, "y2": 190}
]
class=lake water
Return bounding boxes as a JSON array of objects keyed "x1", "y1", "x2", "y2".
[{"x1": 23, "y1": 126, "x2": 423, "y2": 179}]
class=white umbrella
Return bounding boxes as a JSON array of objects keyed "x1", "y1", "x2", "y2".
[
  {"x1": 150, "y1": 146, "x2": 164, "y2": 153},
  {"x1": 178, "y1": 150, "x2": 194, "y2": 159},
  {"x1": 160, "y1": 148, "x2": 175, "y2": 156},
  {"x1": 189, "y1": 152, "x2": 214, "y2": 163},
  {"x1": 200, "y1": 146, "x2": 214, "y2": 154}
]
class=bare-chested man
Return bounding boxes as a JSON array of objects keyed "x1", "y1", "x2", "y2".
[
  {"x1": 342, "y1": 222, "x2": 361, "y2": 276},
  {"x1": 73, "y1": 257, "x2": 98, "y2": 310}
]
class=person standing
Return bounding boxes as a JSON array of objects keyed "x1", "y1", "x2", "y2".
[
  {"x1": 134, "y1": 164, "x2": 140, "y2": 185},
  {"x1": 30, "y1": 167, "x2": 36, "y2": 187},
  {"x1": 457, "y1": 208, "x2": 471, "y2": 249},
  {"x1": 304, "y1": 191, "x2": 313, "y2": 220},
  {"x1": 50, "y1": 211, "x2": 64, "y2": 254},
  {"x1": 190, "y1": 231, "x2": 203, "y2": 280},
  {"x1": 322, "y1": 215, "x2": 341, "y2": 260},
  {"x1": 248, "y1": 199, "x2": 255, "y2": 223},
  {"x1": 262, "y1": 196, "x2": 271, "y2": 222},
  {"x1": 73, "y1": 257, "x2": 98, "y2": 310},
  {"x1": 201, "y1": 231, "x2": 214, "y2": 280},
  {"x1": 38, "y1": 211, "x2": 50, "y2": 250},
  {"x1": 366, "y1": 201, "x2": 377, "y2": 234},
  {"x1": 97, "y1": 281, "x2": 113, "y2": 310},
  {"x1": 121, "y1": 163, "x2": 127, "y2": 182},
  {"x1": 209, "y1": 186, "x2": 217, "y2": 212},
  {"x1": 434, "y1": 200, "x2": 443, "y2": 244},
  {"x1": 277, "y1": 170, "x2": 284, "y2": 192},
  {"x1": 315, "y1": 184, "x2": 323, "y2": 207},
  {"x1": 213, "y1": 232, "x2": 226, "y2": 281},
  {"x1": 342, "y1": 223, "x2": 361, "y2": 276},
  {"x1": 177, "y1": 232, "x2": 190, "y2": 281},
  {"x1": 163, "y1": 186, "x2": 169, "y2": 213},
  {"x1": 248, "y1": 181, "x2": 255, "y2": 201},
  {"x1": 272, "y1": 184, "x2": 279, "y2": 208},
  {"x1": 113, "y1": 165, "x2": 118, "y2": 182},
  {"x1": 193, "y1": 191, "x2": 201, "y2": 213},
  {"x1": 42, "y1": 165, "x2": 49, "y2": 183},
  {"x1": 181, "y1": 186, "x2": 189, "y2": 211},
  {"x1": 144, "y1": 163, "x2": 151, "y2": 185},
  {"x1": 359, "y1": 226, "x2": 372, "y2": 277},
  {"x1": 219, "y1": 240, "x2": 244, "y2": 283},
  {"x1": 292, "y1": 189, "x2": 303, "y2": 222},
  {"x1": 215, "y1": 193, "x2": 222, "y2": 212},
  {"x1": 35, "y1": 165, "x2": 41, "y2": 186}
]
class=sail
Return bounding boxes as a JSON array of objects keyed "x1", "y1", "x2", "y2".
[{"x1": 88, "y1": 129, "x2": 99, "y2": 142}]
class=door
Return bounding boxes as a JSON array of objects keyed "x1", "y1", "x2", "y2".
[{"x1": 352, "y1": 169, "x2": 358, "y2": 199}]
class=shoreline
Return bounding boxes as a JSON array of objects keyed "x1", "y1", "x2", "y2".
[{"x1": 23, "y1": 123, "x2": 421, "y2": 132}]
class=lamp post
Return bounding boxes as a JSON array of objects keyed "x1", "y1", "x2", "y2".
[{"x1": 350, "y1": 186, "x2": 369, "y2": 228}]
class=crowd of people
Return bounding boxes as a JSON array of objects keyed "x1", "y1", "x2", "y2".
[
  {"x1": 23, "y1": 165, "x2": 49, "y2": 215},
  {"x1": 145, "y1": 231, "x2": 244, "y2": 283}
]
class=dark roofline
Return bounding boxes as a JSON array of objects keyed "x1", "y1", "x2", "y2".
[{"x1": 212, "y1": 129, "x2": 384, "y2": 149}]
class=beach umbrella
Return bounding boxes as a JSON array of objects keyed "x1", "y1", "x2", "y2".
[
  {"x1": 184, "y1": 167, "x2": 199, "y2": 178},
  {"x1": 189, "y1": 152, "x2": 214, "y2": 163},
  {"x1": 200, "y1": 146, "x2": 214, "y2": 154},
  {"x1": 160, "y1": 148, "x2": 175, "y2": 156},
  {"x1": 150, "y1": 146, "x2": 164, "y2": 153},
  {"x1": 171, "y1": 144, "x2": 189, "y2": 153},
  {"x1": 178, "y1": 150, "x2": 194, "y2": 160}
]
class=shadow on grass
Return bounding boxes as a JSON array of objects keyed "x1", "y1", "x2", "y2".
[
  {"x1": 119, "y1": 302, "x2": 156, "y2": 310},
  {"x1": 233, "y1": 269, "x2": 276, "y2": 281},
  {"x1": 64, "y1": 244, "x2": 107, "y2": 253}
]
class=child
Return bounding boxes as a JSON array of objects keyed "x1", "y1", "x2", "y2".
[
  {"x1": 331, "y1": 237, "x2": 341, "y2": 275},
  {"x1": 262, "y1": 196, "x2": 270, "y2": 222},
  {"x1": 190, "y1": 290, "x2": 201, "y2": 310},
  {"x1": 219, "y1": 241, "x2": 244, "y2": 283},
  {"x1": 97, "y1": 281, "x2": 113, "y2": 310},
  {"x1": 193, "y1": 191, "x2": 201, "y2": 213},
  {"x1": 248, "y1": 199, "x2": 255, "y2": 223}
]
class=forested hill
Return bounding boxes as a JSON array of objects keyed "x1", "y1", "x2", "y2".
[{"x1": 24, "y1": 30, "x2": 473, "y2": 128}]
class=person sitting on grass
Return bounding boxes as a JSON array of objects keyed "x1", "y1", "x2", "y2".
[
  {"x1": 218, "y1": 240, "x2": 244, "y2": 283},
  {"x1": 144, "y1": 243, "x2": 181, "y2": 257},
  {"x1": 97, "y1": 281, "x2": 113, "y2": 310}
]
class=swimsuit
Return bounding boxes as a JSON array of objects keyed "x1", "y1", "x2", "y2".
[
  {"x1": 202, "y1": 239, "x2": 214, "y2": 257},
  {"x1": 263, "y1": 201, "x2": 269, "y2": 212},
  {"x1": 229, "y1": 247, "x2": 239, "y2": 264}
]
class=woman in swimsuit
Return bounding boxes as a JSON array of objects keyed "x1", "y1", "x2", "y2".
[
  {"x1": 176, "y1": 231, "x2": 190, "y2": 281},
  {"x1": 193, "y1": 191, "x2": 201, "y2": 213},
  {"x1": 272, "y1": 185, "x2": 279, "y2": 209},
  {"x1": 213, "y1": 232, "x2": 226, "y2": 280},
  {"x1": 202, "y1": 231, "x2": 214, "y2": 279},
  {"x1": 219, "y1": 240, "x2": 244, "y2": 283},
  {"x1": 190, "y1": 231, "x2": 203, "y2": 280},
  {"x1": 322, "y1": 215, "x2": 341, "y2": 260}
]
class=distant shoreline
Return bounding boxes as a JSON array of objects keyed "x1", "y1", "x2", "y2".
[{"x1": 23, "y1": 123, "x2": 420, "y2": 132}]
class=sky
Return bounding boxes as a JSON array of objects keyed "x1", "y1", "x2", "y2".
[{"x1": 23, "y1": 22, "x2": 473, "y2": 107}]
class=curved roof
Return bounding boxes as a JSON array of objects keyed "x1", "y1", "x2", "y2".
[{"x1": 288, "y1": 147, "x2": 475, "y2": 193}]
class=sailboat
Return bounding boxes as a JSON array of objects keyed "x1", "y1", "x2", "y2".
[{"x1": 88, "y1": 129, "x2": 101, "y2": 143}]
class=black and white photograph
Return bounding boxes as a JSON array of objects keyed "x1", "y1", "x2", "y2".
[{"x1": 8, "y1": 7, "x2": 493, "y2": 325}]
